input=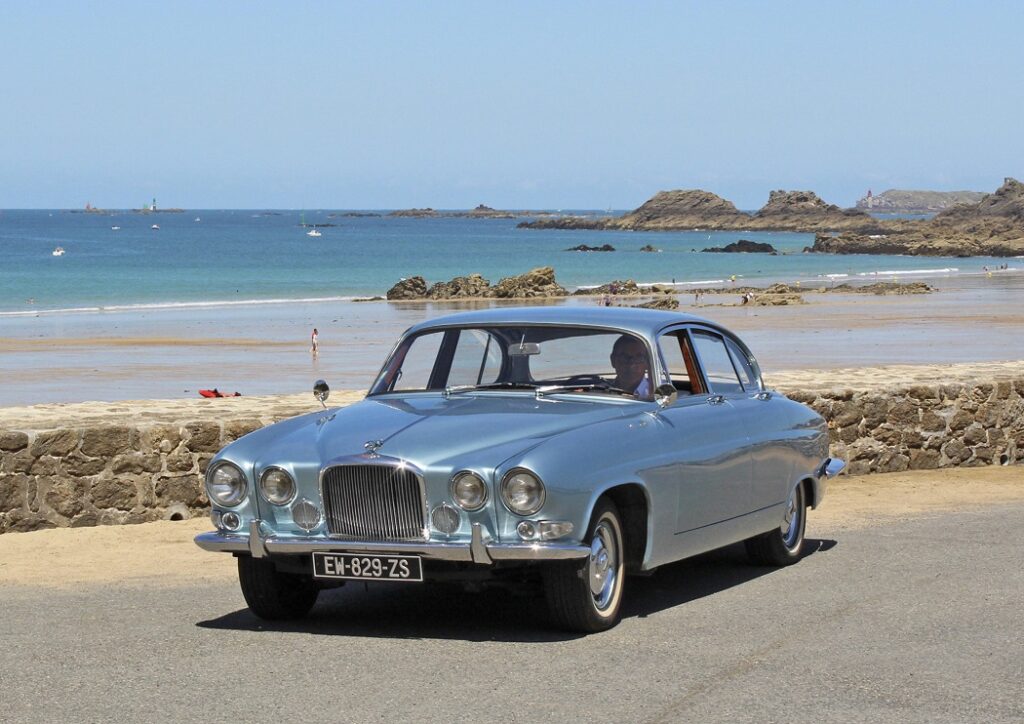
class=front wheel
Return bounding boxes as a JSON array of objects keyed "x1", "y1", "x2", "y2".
[
  {"x1": 237, "y1": 556, "x2": 320, "y2": 620},
  {"x1": 544, "y1": 498, "x2": 626, "y2": 632},
  {"x1": 745, "y1": 482, "x2": 806, "y2": 566}
]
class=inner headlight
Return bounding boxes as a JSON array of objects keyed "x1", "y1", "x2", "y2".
[
  {"x1": 206, "y1": 462, "x2": 247, "y2": 507},
  {"x1": 260, "y1": 466, "x2": 296, "y2": 505},
  {"x1": 450, "y1": 471, "x2": 487, "y2": 511},
  {"x1": 500, "y1": 468, "x2": 545, "y2": 515}
]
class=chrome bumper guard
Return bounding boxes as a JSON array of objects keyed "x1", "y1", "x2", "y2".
[{"x1": 194, "y1": 521, "x2": 589, "y2": 564}]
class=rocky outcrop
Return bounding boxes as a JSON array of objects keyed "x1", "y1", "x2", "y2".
[
  {"x1": 633, "y1": 297, "x2": 680, "y2": 310},
  {"x1": 702, "y1": 239, "x2": 777, "y2": 253},
  {"x1": 829, "y1": 281, "x2": 933, "y2": 295},
  {"x1": 639, "y1": 244, "x2": 660, "y2": 252},
  {"x1": 811, "y1": 178, "x2": 1024, "y2": 257},
  {"x1": 566, "y1": 244, "x2": 615, "y2": 252},
  {"x1": 855, "y1": 189, "x2": 986, "y2": 213},
  {"x1": 388, "y1": 208, "x2": 439, "y2": 217},
  {"x1": 521, "y1": 188, "x2": 881, "y2": 232},
  {"x1": 572, "y1": 280, "x2": 643, "y2": 296},
  {"x1": 490, "y1": 267, "x2": 568, "y2": 298},
  {"x1": 461, "y1": 204, "x2": 516, "y2": 219},
  {"x1": 386, "y1": 267, "x2": 567, "y2": 300},
  {"x1": 425, "y1": 274, "x2": 491, "y2": 299},
  {"x1": 386, "y1": 276, "x2": 429, "y2": 300},
  {"x1": 751, "y1": 190, "x2": 875, "y2": 231}
]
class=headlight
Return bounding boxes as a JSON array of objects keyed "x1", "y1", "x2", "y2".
[
  {"x1": 206, "y1": 462, "x2": 247, "y2": 506},
  {"x1": 500, "y1": 468, "x2": 546, "y2": 515},
  {"x1": 450, "y1": 471, "x2": 487, "y2": 511},
  {"x1": 260, "y1": 466, "x2": 296, "y2": 505}
]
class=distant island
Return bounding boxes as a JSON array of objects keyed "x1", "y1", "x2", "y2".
[
  {"x1": 855, "y1": 189, "x2": 987, "y2": 213},
  {"x1": 388, "y1": 204, "x2": 572, "y2": 219},
  {"x1": 517, "y1": 178, "x2": 1024, "y2": 257}
]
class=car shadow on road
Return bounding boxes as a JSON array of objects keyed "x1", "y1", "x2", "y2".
[{"x1": 195, "y1": 538, "x2": 836, "y2": 643}]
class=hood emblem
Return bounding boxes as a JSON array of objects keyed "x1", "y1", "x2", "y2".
[{"x1": 364, "y1": 439, "x2": 384, "y2": 455}]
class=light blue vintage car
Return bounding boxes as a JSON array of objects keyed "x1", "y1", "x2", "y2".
[{"x1": 196, "y1": 307, "x2": 843, "y2": 632}]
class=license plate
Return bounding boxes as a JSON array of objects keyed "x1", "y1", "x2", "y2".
[{"x1": 312, "y1": 552, "x2": 423, "y2": 582}]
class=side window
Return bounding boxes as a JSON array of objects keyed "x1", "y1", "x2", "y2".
[
  {"x1": 656, "y1": 330, "x2": 697, "y2": 394},
  {"x1": 691, "y1": 330, "x2": 744, "y2": 394},
  {"x1": 724, "y1": 337, "x2": 759, "y2": 391},
  {"x1": 390, "y1": 331, "x2": 444, "y2": 391},
  {"x1": 447, "y1": 330, "x2": 503, "y2": 387}
]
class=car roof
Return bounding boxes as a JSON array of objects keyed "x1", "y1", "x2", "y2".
[{"x1": 405, "y1": 305, "x2": 729, "y2": 339}]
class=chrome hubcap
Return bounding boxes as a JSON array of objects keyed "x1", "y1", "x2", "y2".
[
  {"x1": 588, "y1": 519, "x2": 619, "y2": 610},
  {"x1": 780, "y1": 487, "x2": 802, "y2": 549}
]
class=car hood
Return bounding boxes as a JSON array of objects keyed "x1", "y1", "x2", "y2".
[{"x1": 236, "y1": 393, "x2": 641, "y2": 471}]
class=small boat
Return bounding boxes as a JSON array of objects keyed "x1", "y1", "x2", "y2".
[
  {"x1": 194, "y1": 217, "x2": 201, "y2": 222},
  {"x1": 306, "y1": 228, "x2": 322, "y2": 237},
  {"x1": 52, "y1": 246, "x2": 66, "y2": 256},
  {"x1": 199, "y1": 388, "x2": 241, "y2": 398},
  {"x1": 111, "y1": 225, "x2": 121, "y2": 230},
  {"x1": 151, "y1": 224, "x2": 160, "y2": 230}
]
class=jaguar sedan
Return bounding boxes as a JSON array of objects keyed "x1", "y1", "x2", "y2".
[{"x1": 196, "y1": 306, "x2": 843, "y2": 632}]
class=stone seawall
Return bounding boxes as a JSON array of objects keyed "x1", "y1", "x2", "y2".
[{"x1": 0, "y1": 378, "x2": 1021, "y2": 534}]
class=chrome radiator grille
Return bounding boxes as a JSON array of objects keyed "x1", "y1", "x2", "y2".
[{"x1": 321, "y1": 464, "x2": 427, "y2": 540}]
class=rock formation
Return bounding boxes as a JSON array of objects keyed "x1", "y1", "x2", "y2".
[
  {"x1": 702, "y1": 239, "x2": 777, "y2": 253},
  {"x1": 386, "y1": 276, "x2": 428, "y2": 300},
  {"x1": 565, "y1": 244, "x2": 615, "y2": 252},
  {"x1": 385, "y1": 267, "x2": 567, "y2": 300},
  {"x1": 388, "y1": 208, "x2": 439, "y2": 217},
  {"x1": 520, "y1": 188, "x2": 881, "y2": 232},
  {"x1": 811, "y1": 178, "x2": 1024, "y2": 257}
]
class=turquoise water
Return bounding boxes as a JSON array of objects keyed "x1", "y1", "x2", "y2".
[{"x1": 1, "y1": 209, "x2": 1016, "y2": 315}]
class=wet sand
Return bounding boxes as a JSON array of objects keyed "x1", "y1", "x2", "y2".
[{"x1": 0, "y1": 273, "x2": 1021, "y2": 406}]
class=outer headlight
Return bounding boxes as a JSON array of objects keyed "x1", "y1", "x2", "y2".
[
  {"x1": 260, "y1": 466, "x2": 296, "y2": 505},
  {"x1": 450, "y1": 471, "x2": 487, "y2": 511},
  {"x1": 500, "y1": 468, "x2": 546, "y2": 515},
  {"x1": 206, "y1": 462, "x2": 247, "y2": 507}
]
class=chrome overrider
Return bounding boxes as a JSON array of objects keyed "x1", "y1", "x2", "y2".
[{"x1": 194, "y1": 520, "x2": 590, "y2": 563}]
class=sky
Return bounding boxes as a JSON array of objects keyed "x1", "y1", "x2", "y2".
[{"x1": 2, "y1": 1, "x2": 1022, "y2": 210}]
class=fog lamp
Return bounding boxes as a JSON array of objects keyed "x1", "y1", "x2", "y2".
[
  {"x1": 516, "y1": 521, "x2": 538, "y2": 540},
  {"x1": 220, "y1": 511, "x2": 241, "y2": 531}
]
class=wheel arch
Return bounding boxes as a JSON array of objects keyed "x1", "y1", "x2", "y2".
[{"x1": 596, "y1": 483, "x2": 649, "y2": 574}]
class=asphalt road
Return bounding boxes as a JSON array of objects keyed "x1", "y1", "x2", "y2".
[{"x1": 2, "y1": 503, "x2": 1022, "y2": 723}]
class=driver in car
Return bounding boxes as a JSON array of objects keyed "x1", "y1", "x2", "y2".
[{"x1": 610, "y1": 335, "x2": 653, "y2": 399}]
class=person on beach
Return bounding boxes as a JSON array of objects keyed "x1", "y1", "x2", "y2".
[
  {"x1": 609, "y1": 335, "x2": 652, "y2": 400},
  {"x1": 311, "y1": 328, "x2": 319, "y2": 356}
]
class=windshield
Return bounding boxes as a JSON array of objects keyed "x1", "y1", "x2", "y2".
[{"x1": 369, "y1": 325, "x2": 656, "y2": 400}]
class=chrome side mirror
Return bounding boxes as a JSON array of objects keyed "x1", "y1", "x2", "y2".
[
  {"x1": 313, "y1": 379, "x2": 330, "y2": 409},
  {"x1": 654, "y1": 383, "x2": 678, "y2": 408}
]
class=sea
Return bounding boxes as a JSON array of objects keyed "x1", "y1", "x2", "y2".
[{"x1": 2, "y1": 208, "x2": 1018, "y2": 316}]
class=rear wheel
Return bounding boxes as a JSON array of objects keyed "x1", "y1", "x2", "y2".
[
  {"x1": 745, "y1": 482, "x2": 806, "y2": 566},
  {"x1": 237, "y1": 556, "x2": 320, "y2": 620},
  {"x1": 544, "y1": 498, "x2": 625, "y2": 632}
]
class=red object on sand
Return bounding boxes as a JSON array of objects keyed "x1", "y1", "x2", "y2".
[{"x1": 199, "y1": 389, "x2": 241, "y2": 398}]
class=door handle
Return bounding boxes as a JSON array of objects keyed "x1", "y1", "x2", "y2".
[{"x1": 707, "y1": 394, "x2": 726, "y2": 405}]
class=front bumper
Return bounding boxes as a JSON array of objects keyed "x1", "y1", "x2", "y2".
[{"x1": 194, "y1": 520, "x2": 589, "y2": 565}]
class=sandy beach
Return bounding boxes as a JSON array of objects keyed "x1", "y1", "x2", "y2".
[{"x1": 1, "y1": 272, "x2": 1022, "y2": 407}]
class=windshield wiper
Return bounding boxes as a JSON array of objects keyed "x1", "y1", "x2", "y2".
[
  {"x1": 444, "y1": 381, "x2": 539, "y2": 397},
  {"x1": 534, "y1": 382, "x2": 629, "y2": 398}
]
